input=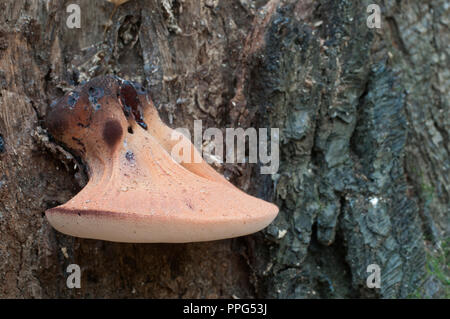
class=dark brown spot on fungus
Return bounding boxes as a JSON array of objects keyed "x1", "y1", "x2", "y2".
[
  {"x1": 119, "y1": 81, "x2": 148, "y2": 130},
  {"x1": 103, "y1": 120, "x2": 123, "y2": 148}
]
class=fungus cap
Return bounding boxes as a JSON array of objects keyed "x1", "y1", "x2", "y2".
[{"x1": 45, "y1": 76, "x2": 279, "y2": 243}]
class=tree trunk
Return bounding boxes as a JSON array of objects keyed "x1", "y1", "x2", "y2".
[{"x1": 0, "y1": 0, "x2": 447, "y2": 298}]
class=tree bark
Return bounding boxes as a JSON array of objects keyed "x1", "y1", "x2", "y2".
[{"x1": 0, "y1": 0, "x2": 447, "y2": 298}]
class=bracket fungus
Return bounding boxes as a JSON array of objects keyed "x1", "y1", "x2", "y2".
[{"x1": 45, "y1": 76, "x2": 278, "y2": 242}]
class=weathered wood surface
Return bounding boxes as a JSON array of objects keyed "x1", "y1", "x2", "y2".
[{"x1": 0, "y1": 0, "x2": 447, "y2": 298}]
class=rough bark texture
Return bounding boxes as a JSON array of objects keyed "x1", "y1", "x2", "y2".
[{"x1": 0, "y1": 0, "x2": 448, "y2": 298}]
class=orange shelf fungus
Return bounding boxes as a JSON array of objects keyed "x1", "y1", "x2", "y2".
[{"x1": 45, "y1": 76, "x2": 278, "y2": 243}]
